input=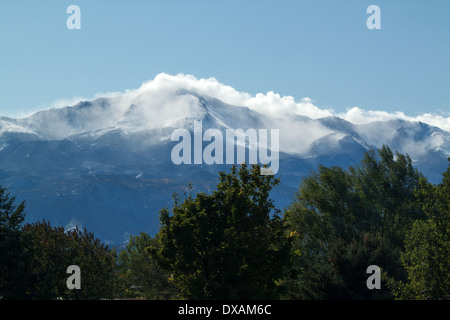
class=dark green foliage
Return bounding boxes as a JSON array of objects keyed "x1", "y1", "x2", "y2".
[
  {"x1": 283, "y1": 146, "x2": 425, "y2": 299},
  {"x1": 21, "y1": 220, "x2": 120, "y2": 300},
  {"x1": 388, "y1": 159, "x2": 450, "y2": 299},
  {"x1": 0, "y1": 187, "x2": 28, "y2": 299},
  {"x1": 152, "y1": 164, "x2": 292, "y2": 299},
  {"x1": 2, "y1": 149, "x2": 449, "y2": 300},
  {"x1": 118, "y1": 232, "x2": 177, "y2": 299},
  {"x1": 1, "y1": 186, "x2": 121, "y2": 300}
]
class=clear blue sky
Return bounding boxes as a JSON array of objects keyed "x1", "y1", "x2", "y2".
[{"x1": 1, "y1": 0, "x2": 449, "y2": 118}]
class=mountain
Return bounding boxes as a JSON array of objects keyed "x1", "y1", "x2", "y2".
[{"x1": 1, "y1": 79, "x2": 449, "y2": 247}]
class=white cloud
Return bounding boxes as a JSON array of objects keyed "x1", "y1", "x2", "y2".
[
  {"x1": 44, "y1": 91, "x2": 124, "y2": 111},
  {"x1": 131, "y1": 73, "x2": 450, "y2": 132},
  {"x1": 126, "y1": 73, "x2": 334, "y2": 119},
  {"x1": 39, "y1": 72, "x2": 450, "y2": 134},
  {"x1": 118, "y1": 73, "x2": 336, "y2": 153},
  {"x1": 340, "y1": 106, "x2": 450, "y2": 133}
]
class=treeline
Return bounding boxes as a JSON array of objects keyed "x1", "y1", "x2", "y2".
[{"x1": 0, "y1": 146, "x2": 449, "y2": 300}]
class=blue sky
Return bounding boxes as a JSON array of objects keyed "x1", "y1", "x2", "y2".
[{"x1": 1, "y1": 0, "x2": 449, "y2": 118}]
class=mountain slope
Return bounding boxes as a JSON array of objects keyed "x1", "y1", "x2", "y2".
[{"x1": 1, "y1": 84, "x2": 449, "y2": 247}]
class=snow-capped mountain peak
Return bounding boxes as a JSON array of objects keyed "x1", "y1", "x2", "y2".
[{"x1": 1, "y1": 76, "x2": 449, "y2": 246}]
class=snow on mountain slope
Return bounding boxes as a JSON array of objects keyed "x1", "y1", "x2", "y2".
[{"x1": 0, "y1": 75, "x2": 449, "y2": 246}]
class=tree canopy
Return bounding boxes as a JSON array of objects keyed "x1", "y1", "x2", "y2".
[
  {"x1": 388, "y1": 158, "x2": 450, "y2": 299},
  {"x1": 21, "y1": 220, "x2": 120, "y2": 300},
  {"x1": 118, "y1": 232, "x2": 177, "y2": 299},
  {"x1": 152, "y1": 164, "x2": 292, "y2": 299},
  {"x1": 1, "y1": 147, "x2": 449, "y2": 300},
  {"x1": 283, "y1": 146, "x2": 426, "y2": 299},
  {"x1": 0, "y1": 187, "x2": 27, "y2": 299}
]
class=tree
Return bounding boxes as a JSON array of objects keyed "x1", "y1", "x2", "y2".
[
  {"x1": 152, "y1": 164, "x2": 291, "y2": 299},
  {"x1": 0, "y1": 186, "x2": 29, "y2": 299},
  {"x1": 118, "y1": 232, "x2": 177, "y2": 299},
  {"x1": 22, "y1": 220, "x2": 121, "y2": 300},
  {"x1": 389, "y1": 159, "x2": 450, "y2": 299},
  {"x1": 283, "y1": 146, "x2": 425, "y2": 299}
]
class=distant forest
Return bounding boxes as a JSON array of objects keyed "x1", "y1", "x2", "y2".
[{"x1": 1, "y1": 146, "x2": 449, "y2": 300}]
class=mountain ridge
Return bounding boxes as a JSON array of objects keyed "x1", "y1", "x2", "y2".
[{"x1": 1, "y1": 80, "x2": 449, "y2": 246}]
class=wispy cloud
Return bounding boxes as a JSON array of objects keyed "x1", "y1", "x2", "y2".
[
  {"x1": 340, "y1": 107, "x2": 450, "y2": 133},
  {"x1": 42, "y1": 91, "x2": 124, "y2": 111},
  {"x1": 129, "y1": 73, "x2": 450, "y2": 133},
  {"x1": 33, "y1": 73, "x2": 450, "y2": 137}
]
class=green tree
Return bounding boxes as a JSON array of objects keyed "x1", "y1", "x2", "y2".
[
  {"x1": 283, "y1": 146, "x2": 425, "y2": 299},
  {"x1": 152, "y1": 164, "x2": 291, "y2": 299},
  {"x1": 0, "y1": 186, "x2": 29, "y2": 299},
  {"x1": 118, "y1": 232, "x2": 177, "y2": 299},
  {"x1": 389, "y1": 159, "x2": 450, "y2": 299},
  {"x1": 22, "y1": 220, "x2": 121, "y2": 300}
]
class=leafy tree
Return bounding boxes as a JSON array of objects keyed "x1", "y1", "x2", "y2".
[
  {"x1": 118, "y1": 232, "x2": 177, "y2": 299},
  {"x1": 283, "y1": 146, "x2": 425, "y2": 299},
  {"x1": 389, "y1": 159, "x2": 450, "y2": 299},
  {"x1": 0, "y1": 187, "x2": 29, "y2": 299},
  {"x1": 22, "y1": 220, "x2": 121, "y2": 300},
  {"x1": 152, "y1": 164, "x2": 291, "y2": 299}
]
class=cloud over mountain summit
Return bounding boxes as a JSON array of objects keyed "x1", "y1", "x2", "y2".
[
  {"x1": 42, "y1": 73, "x2": 450, "y2": 134},
  {"x1": 1, "y1": 73, "x2": 449, "y2": 246}
]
